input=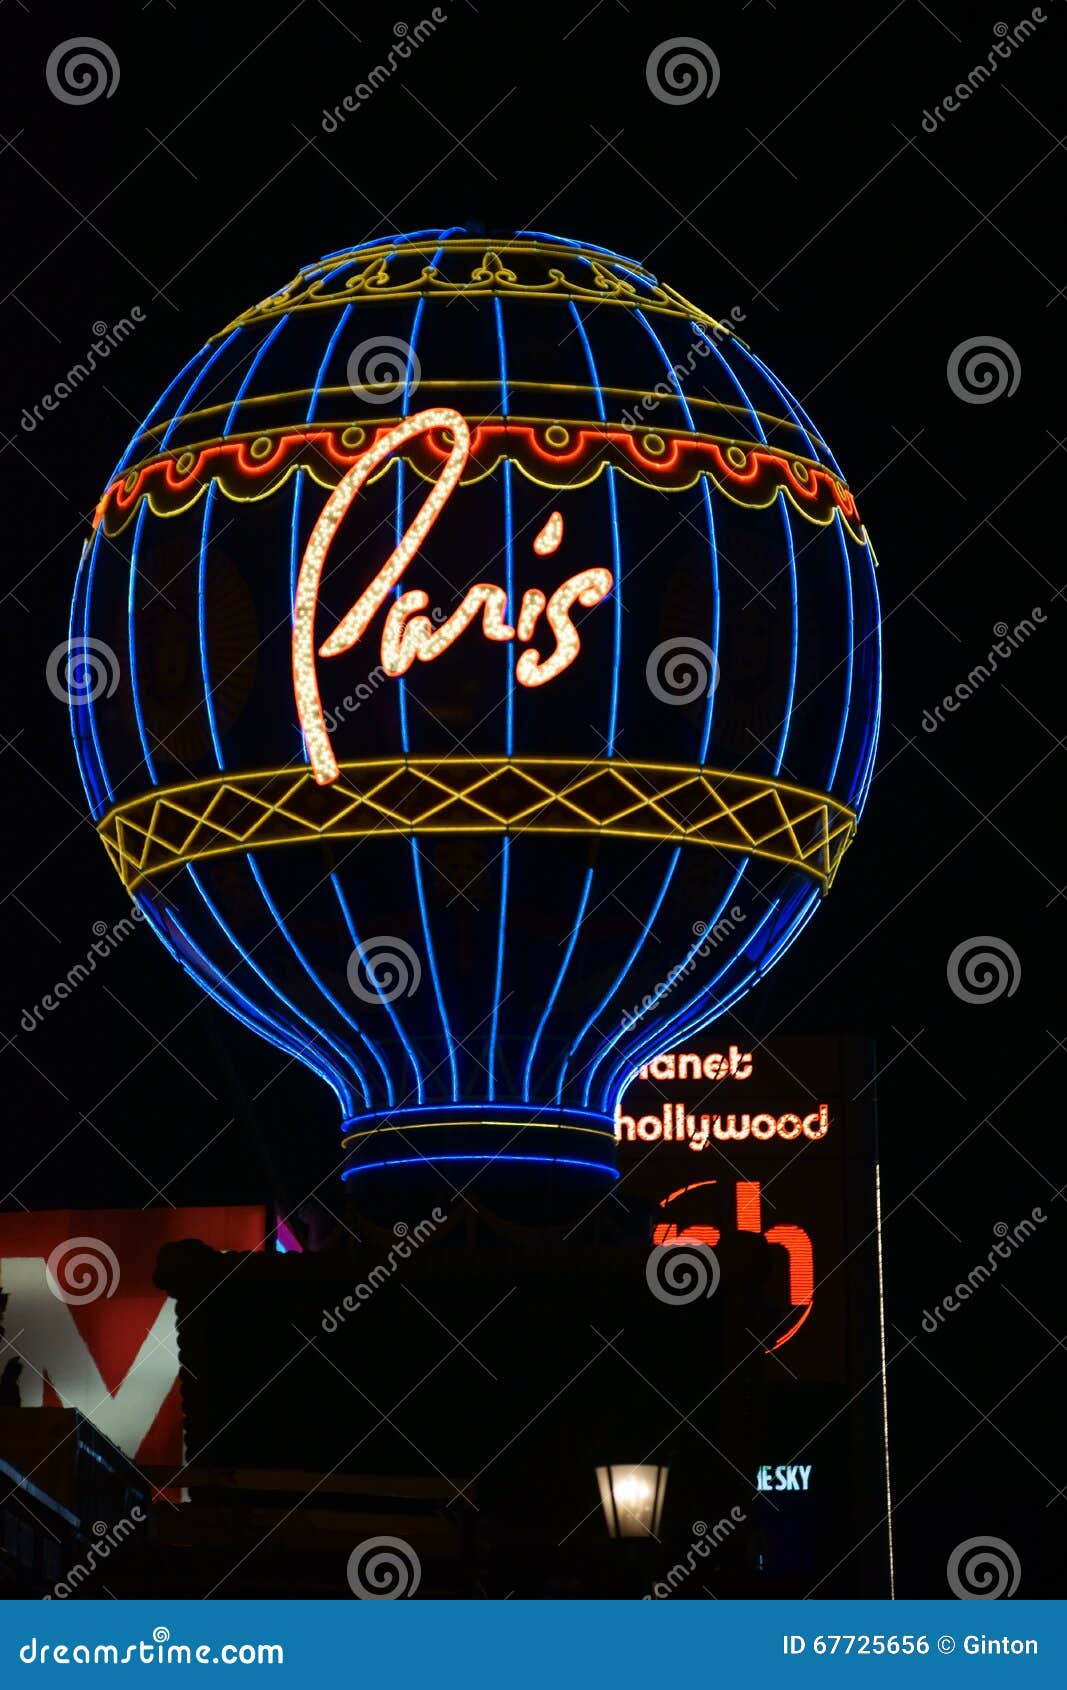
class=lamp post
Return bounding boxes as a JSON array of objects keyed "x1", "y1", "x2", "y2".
[{"x1": 595, "y1": 1464, "x2": 668, "y2": 1541}]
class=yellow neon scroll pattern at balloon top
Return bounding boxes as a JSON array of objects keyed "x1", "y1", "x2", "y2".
[
  {"x1": 97, "y1": 758, "x2": 858, "y2": 897},
  {"x1": 211, "y1": 238, "x2": 742, "y2": 340}
]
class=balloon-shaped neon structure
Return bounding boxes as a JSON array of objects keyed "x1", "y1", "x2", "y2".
[{"x1": 70, "y1": 229, "x2": 880, "y2": 1193}]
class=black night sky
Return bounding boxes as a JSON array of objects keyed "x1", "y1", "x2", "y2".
[{"x1": 1, "y1": 0, "x2": 1064, "y2": 1598}]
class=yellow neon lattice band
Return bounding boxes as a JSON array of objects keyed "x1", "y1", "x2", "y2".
[{"x1": 97, "y1": 758, "x2": 857, "y2": 894}]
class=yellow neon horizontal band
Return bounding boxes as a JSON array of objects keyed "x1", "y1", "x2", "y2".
[
  {"x1": 341, "y1": 1119, "x2": 617, "y2": 1148},
  {"x1": 97, "y1": 757, "x2": 857, "y2": 895},
  {"x1": 133, "y1": 384, "x2": 820, "y2": 453}
]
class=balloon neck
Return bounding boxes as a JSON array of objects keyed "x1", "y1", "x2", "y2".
[{"x1": 339, "y1": 1105, "x2": 617, "y2": 1190}]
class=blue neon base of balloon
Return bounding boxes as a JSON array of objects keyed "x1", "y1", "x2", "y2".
[{"x1": 339, "y1": 1104, "x2": 618, "y2": 1184}]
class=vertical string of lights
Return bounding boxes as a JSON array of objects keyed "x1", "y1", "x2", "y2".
[
  {"x1": 577, "y1": 300, "x2": 728, "y2": 1108},
  {"x1": 396, "y1": 236, "x2": 463, "y2": 1102},
  {"x1": 486, "y1": 296, "x2": 513, "y2": 1104},
  {"x1": 111, "y1": 321, "x2": 359, "y2": 1109}
]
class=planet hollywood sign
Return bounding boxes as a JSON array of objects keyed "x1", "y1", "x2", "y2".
[{"x1": 616, "y1": 1044, "x2": 831, "y2": 1150}]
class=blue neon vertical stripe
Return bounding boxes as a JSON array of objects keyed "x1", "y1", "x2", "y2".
[
  {"x1": 159, "y1": 902, "x2": 353, "y2": 1113},
  {"x1": 731, "y1": 340, "x2": 819, "y2": 459},
  {"x1": 572, "y1": 309, "x2": 724, "y2": 1107},
  {"x1": 487, "y1": 839, "x2": 510, "y2": 1103},
  {"x1": 126, "y1": 500, "x2": 156, "y2": 785},
  {"x1": 293, "y1": 292, "x2": 427, "y2": 1107},
  {"x1": 392, "y1": 267, "x2": 459, "y2": 1097},
  {"x1": 187, "y1": 861, "x2": 368, "y2": 1108},
  {"x1": 584, "y1": 857, "x2": 747, "y2": 1105},
  {"x1": 245, "y1": 856, "x2": 381, "y2": 1107},
  {"x1": 691, "y1": 322, "x2": 767, "y2": 444},
  {"x1": 411, "y1": 841, "x2": 460, "y2": 1097},
  {"x1": 523, "y1": 866, "x2": 594, "y2": 1103},
  {"x1": 775, "y1": 498, "x2": 800, "y2": 777},
  {"x1": 331, "y1": 870, "x2": 424, "y2": 1104},
  {"x1": 568, "y1": 300, "x2": 622, "y2": 753},
  {"x1": 68, "y1": 543, "x2": 93, "y2": 806},
  {"x1": 113, "y1": 340, "x2": 215, "y2": 474},
  {"x1": 292, "y1": 301, "x2": 357, "y2": 611},
  {"x1": 854, "y1": 533, "x2": 882, "y2": 813},
  {"x1": 69, "y1": 545, "x2": 101, "y2": 816},
  {"x1": 827, "y1": 512, "x2": 855, "y2": 793},
  {"x1": 744, "y1": 348, "x2": 845, "y2": 477},
  {"x1": 201, "y1": 314, "x2": 291, "y2": 768},
  {"x1": 569, "y1": 847, "x2": 681, "y2": 1108},
  {"x1": 74, "y1": 534, "x2": 111, "y2": 815},
  {"x1": 602, "y1": 896, "x2": 782, "y2": 1109},
  {"x1": 117, "y1": 494, "x2": 357, "y2": 1106},
  {"x1": 487, "y1": 297, "x2": 514, "y2": 1102},
  {"x1": 691, "y1": 322, "x2": 798, "y2": 776},
  {"x1": 158, "y1": 324, "x2": 245, "y2": 451},
  {"x1": 759, "y1": 885, "x2": 821, "y2": 977},
  {"x1": 633, "y1": 311, "x2": 722, "y2": 763},
  {"x1": 608, "y1": 899, "x2": 786, "y2": 1112},
  {"x1": 185, "y1": 309, "x2": 378, "y2": 1108},
  {"x1": 552, "y1": 851, "x2": 672, "y2": 1111},
  {"x1": 197, "y1": 482, "x2": 223, "y2": 765}
]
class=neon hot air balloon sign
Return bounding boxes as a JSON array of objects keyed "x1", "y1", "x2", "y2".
[
  {"x1": 293, "y1": 408, "x2": 613, "y2": 786},
  {"x1": 70, "y1": 230, "x2": 881, "y2": 1202}
]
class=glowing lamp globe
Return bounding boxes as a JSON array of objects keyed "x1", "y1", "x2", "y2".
[{"x1": 70, "y1": 229, "x2": 880, "y2": 1199}]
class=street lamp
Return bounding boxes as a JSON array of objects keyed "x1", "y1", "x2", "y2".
[{"x1": 595, "y1": 1464, "x2": 668, "y2": 1540}]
